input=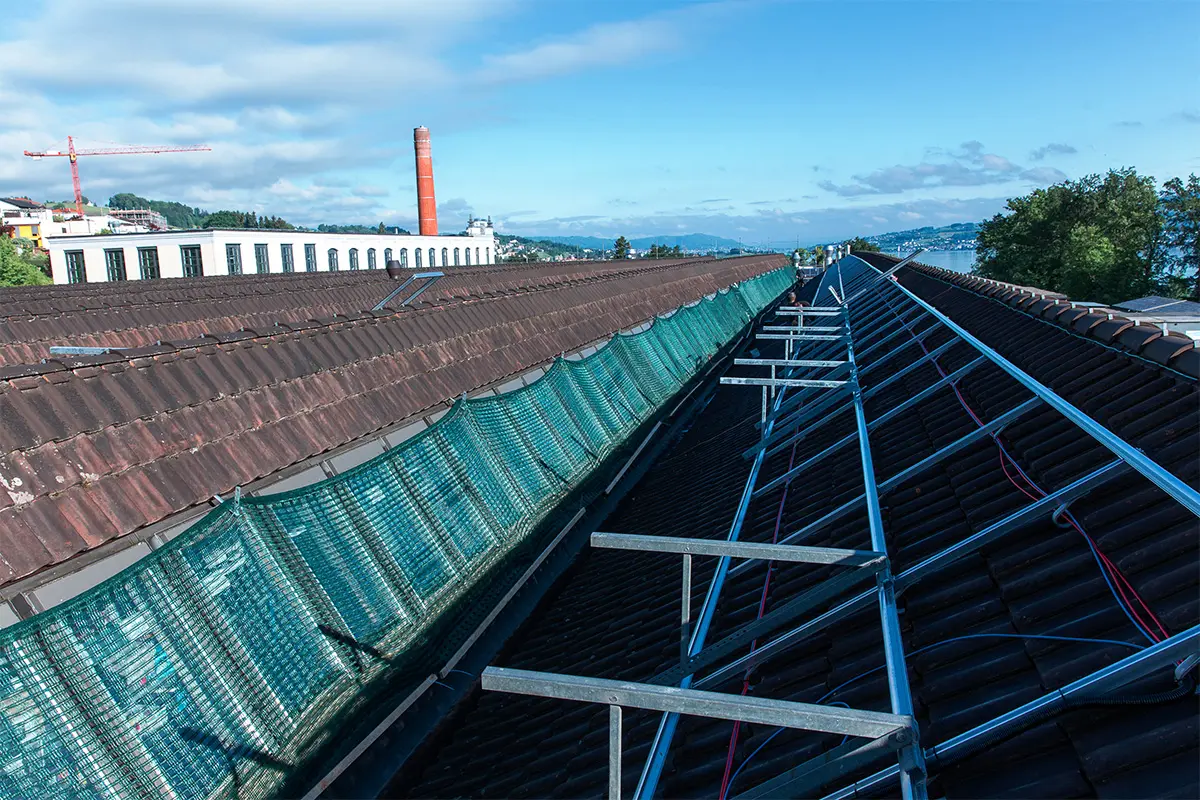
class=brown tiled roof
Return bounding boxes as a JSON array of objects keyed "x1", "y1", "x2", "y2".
[
  {"x1": 0, "y1": 258, "x2": 723, "y2": 366},
  {"x1": 0, "y1": 255, "x2": 787, "y2": 588}
]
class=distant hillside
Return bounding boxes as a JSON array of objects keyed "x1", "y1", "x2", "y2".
[
  {"x1": 536, "y1": 233, "x2": 743, "y2": 252},
  {"x1": 865, "y1": 222, "x2": 979, "y2": 251},
  {"x1": 494, "y1": 234, "x2": 586, "y2": 259}
]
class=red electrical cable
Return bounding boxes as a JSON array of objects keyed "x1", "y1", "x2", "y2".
[
  {"x1": 717, "y1": 441, "x2": 797, "y2": 799},
  {"x1": 878, "y1": 283, "x2": 1168, "y2": 641}
]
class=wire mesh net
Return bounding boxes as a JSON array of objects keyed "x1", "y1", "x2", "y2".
[{"x1": 0, "y1": 267, "x2": 792, "y2": 800}]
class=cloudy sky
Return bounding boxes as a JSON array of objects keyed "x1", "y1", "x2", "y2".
[{"x1": 1, "y1": 0, "x2": 1196, "y2": 246}]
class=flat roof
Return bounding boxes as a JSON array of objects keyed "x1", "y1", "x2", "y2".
[{"x1": 42, "y1": 227, "x2": 489, "y2": 243}]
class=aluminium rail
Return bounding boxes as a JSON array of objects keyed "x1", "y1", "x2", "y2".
[
  {"x1": 481, "y1": 252, "x2": 1199, "y2": 799},
  {"x1": 633, "y1": 252, "x2": 1200, "y2": 800}
]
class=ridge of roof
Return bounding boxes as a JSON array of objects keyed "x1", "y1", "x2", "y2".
[{"x1": 854, "y1": 251, "x2": 1199, "y2": 380}]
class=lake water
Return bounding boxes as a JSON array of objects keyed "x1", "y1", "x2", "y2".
[{"x1": 893, "y1": 249, "x2": 976, "y2": 274}]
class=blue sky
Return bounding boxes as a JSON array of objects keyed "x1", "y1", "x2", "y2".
[{"x1": 1, "y1": 0, "x2": 1196, "y2": 246}]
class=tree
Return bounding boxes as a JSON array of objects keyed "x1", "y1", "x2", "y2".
[
  {"x1": 614, "y1": 236, "x2": 631, "y2": 260},
  {"x1": 1159, "y1": 174, "x2": 1200, "y2": 299},
  {"x1": 975, "y1": 168, "x2": 1162, "y2": 304},
  {"x1": 845, "y1": 236, "x2": 880, "y2": 253},
  {"x1": 202, "y1": 210, "x2": 248, "y2": 229},
  {"x1": 647, "y1": 243, "x2": 683, "y2": 259},
  {"x1": 0, "y1": 235, "x2": 51, "y2": 286},
  {"x1": 378, "y1": 222, "x2": 387, "y2": 235}
]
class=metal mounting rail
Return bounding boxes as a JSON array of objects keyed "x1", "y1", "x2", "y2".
[
  {"x1": 821, "y1": 624, "x2": 1200, "y2": 799},
  {"x1": 485, "y1": 251, "x2": 1197, "y2": 800},
  {"x1": 849, "y1": 255, "x2": 1200, "y2": 515},
  {"x1": 373, "y1": 270, "x2": 445, "y2": 310}
]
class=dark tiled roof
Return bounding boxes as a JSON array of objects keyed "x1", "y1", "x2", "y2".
[
  {"x1": 0, "y1": 256, "x2": 787, "y2": 589},
  {"x1": 0, "y1": 197, "x2": 44, "y2": 210},
  {"x1": 392, "y1": 259, "x2": 1198, "y2": 798},
  {"x1": 0, "y1": 259, "x2": 722, "y2": 366}
]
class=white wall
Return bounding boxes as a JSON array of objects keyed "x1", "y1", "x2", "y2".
[{"x1": 46, "y1": 228, "x2": 497, "y2": 284}]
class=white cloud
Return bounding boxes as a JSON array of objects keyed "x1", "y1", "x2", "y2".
[
  {"x1": 819, "y1": 141, "x2": 1069, "y2": 197},
  {"x1": 477, "y1": 2, "x2": 728, "y2": 84}
]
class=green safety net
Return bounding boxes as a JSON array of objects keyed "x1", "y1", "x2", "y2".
[{"x1": 0, "y1": 267, "x2": 793, "y2": 800}]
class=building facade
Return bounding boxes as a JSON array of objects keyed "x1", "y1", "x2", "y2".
[{"x1": 45, "y1": 224, "x2": 496, "y2": 283}]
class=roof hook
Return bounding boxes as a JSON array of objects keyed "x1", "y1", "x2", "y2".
[{"x1": 1050, "y1": 502, "x2": 1075, "y2": 528}]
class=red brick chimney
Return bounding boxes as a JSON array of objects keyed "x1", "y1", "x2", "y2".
[{"x1": 414, "y1": 126, "x2": 438, "y2": 236}]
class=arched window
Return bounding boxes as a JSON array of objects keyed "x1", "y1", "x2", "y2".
[
  {"x1": 464, "y1": 247, "x2": 471, "y2": 265},
  {"x1": 398, "y1": 248, "x2": 407, "y2": 267},
  {"x1": 485, "y1": 247, "x2": 490, "y2": 264},
  {"x1": 475, "y1": 247, "x2": 480, "y2": 265},
  {"x1": 327, "y1": 248, "x2": 339, "y2": 271},
  {"x1": 428, "y1": 247, "x2": 436, "y2": 268},
  {"x1": 441, "y1": 247, "x2": 449, "y2": 267},
  {"x1": 414, "y1": 248, "x2": 422, "y2": 268},
  {"x1": 454, "y1": 248, "x2": 460, "y2": 266},
  {"x1": 367, "y1": 248, "x2": 376, "y2": 269},
  {"x1": 385, "y1": 247, "x2": 393, "y2": 264},
  {"x1": 349, "y1": 248, "x2": 360, "y2": 270}
]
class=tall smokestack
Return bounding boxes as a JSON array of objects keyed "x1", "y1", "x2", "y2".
[{"x1": 414, "y1": 126, "x2": 438, "y2": 236}]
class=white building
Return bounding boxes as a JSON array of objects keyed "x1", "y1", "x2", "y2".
[{"x1": 44, "y1": 224, "x2": 496, "y2": 284}]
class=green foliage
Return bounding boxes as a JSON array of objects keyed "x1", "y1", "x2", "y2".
[
  {"x1": 975, "y1": 168, "x2": 1166, "y2": 304},
  {"x1": 646, "y1": 243, "x2": 683, "y2": 259},
  {"x1": 613, "y1": 236, "x2": 631, "y2": 260},
  {"x1": 0, "y1": 236, "x2": 52, "y2": 286},
  {"x1": 315, "y1": 223, "x2": 409, "y2": 234},
  {"x1": 1159, "y1": 174, "x2": 1200, "y2": 299},
  {"x1": 203, "y1": 210, "x2": 294, "y2": 230},
  {"x1": 109, "y1": 193, "x2": 206, "y2": 228},
  {"x1": 845, "y1": 236, "x2": 880, "y2": 253}
]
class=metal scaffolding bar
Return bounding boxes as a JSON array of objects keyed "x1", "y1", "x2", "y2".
[
  {"x1": 590, "y1": 532, "x2": 883, "y2": 566},
  {"x1": 481, "y1": 668, "x2": 911, "y2": 738}
]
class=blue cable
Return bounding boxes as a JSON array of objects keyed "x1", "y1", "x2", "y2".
[
  {"x1": 991, "y1": 438, "x2": 1158, "y2": 644},
  {"x1": 721, "y1": 633, "x2": 1144, "y2": 797}
]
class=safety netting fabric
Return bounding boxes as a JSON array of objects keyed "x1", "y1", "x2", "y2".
[{"x1": 0, "y1": 267, "x2": 792, "y2": 800}]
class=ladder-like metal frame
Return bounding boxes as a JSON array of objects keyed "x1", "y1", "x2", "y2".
[{"x1": 478, "y1": 256, "x2": 1200, "y2": 800}]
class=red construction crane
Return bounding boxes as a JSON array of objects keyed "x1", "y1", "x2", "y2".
[{"x1": 23, "y1": 136, "x2": 211, "y2": 218}]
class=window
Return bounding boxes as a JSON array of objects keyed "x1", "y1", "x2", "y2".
[
  {"x1": 414, "y1": 248, "x2": 422, "y2": 268},
  {"x1": 349, "y1": 248, "x2": 359, "y2": 270},
  {"x1": 485, "y1": 247, "x2": 490, "y2": 264},
  {"x1": 103, "y1": 249, "x2": 127, "y2": 281},
  {"x1": 428, "y1": 248, "x2": 436, "y2": 268},
  {"x1": 398, "y1": 248, "x2": 407, "y2": 267},
  {"x1": 65, "y1": 250, "x2": 86, "y2": 283},
  {"x1": 464, "y1": 247, "x2": 471, "y2": 265},
  {"x1": 181, "y1": 245, "x2": 203, "y2": 277},
  {"x1": 385, "y1": 247, "x2": 393, "y2": 265},
  {"x1": 281, "y1": 243, "x2": 294, "y2": 273},
  {"x1": 475, "y1": 247, "x2": 481, "y2": 265},
  {"x1": 226, "y1": 243, "x2": 243, "y2": 275},
  {"x1": 305, "y1": 243, "x2": 317, "y2": 272},
  {"x1": 453, "y1": 248, "x2": 460, "y2": 266},
  {"x1": 137, "y1": 247, "x2": 160, "y2": 280},
  {"x1": 327, "y1": 248, "x2": 339, "y2": 271},
  {"x1": 441, "y1": 247, "x2": 448, "y2": 267},
  {"x1": 254, "y1": 243, "x2": 270, "y2": 273},
  {"x1": 367, "y1": 248, "x2": 377, "y2": 269}
]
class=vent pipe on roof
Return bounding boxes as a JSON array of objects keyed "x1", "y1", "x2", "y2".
[{"x1": 414, "y1": 126, "x2": 438, "y2": 236}]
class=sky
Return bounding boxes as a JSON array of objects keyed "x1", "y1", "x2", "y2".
[{"x1": 0, "y1": 0, "x2": 1197, "y2": 247}]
